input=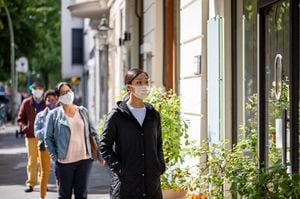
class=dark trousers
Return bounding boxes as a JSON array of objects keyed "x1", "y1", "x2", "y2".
[{"x1": 56, "y1": 159, "x2": 93, "y2": 199}]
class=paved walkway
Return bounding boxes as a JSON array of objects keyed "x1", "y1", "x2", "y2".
[{"x1": 0, "y1": 123, "x2": 111, "y2": 199}]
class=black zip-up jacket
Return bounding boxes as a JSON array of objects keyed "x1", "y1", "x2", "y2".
[{"x1": 100, "y1": 101, "x2": 166, "y2": 199}]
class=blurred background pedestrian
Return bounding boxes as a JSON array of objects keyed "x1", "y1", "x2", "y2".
[
  {"x1": 34, "y1": 89, "x2": 58, "y2": 199},
  {"x1": 17, "y1": 80, "x2": 46, "y2": 192}
]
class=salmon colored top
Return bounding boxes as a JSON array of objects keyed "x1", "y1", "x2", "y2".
[{"x1": 58, "y1": 109, "x2": 91, "y2": 163}]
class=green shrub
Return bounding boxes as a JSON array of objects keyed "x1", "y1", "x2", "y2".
[{"x1": 145, "y1": 87, "x2": 189, "y2": 190}]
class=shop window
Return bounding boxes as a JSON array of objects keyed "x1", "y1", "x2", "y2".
[
  {"x1": 72, "y1": 28, "x2": 83, "y2": 65},
  {"x1": 235, "y1": 0, "x2": 258, "y2": 141}
]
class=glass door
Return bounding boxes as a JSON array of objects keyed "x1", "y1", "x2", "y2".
[
  {"x1": 258, "y1": 0, "x2": 299, "y2": 172},
  {"x1": 265, "y1": 0, "x2": 290, "y2": 168}
]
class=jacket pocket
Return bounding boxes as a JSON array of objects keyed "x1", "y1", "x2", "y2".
[
  {"x1": 153, "y1": 158, "x2": 163, "y2": 175},
  {"x1": 120, "y1": 175, "x2": 143, "y2": 197}
]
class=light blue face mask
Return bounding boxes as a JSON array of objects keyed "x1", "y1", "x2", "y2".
[{"x1": 59, "y1": 91, "x2": 74, "y2": 105}]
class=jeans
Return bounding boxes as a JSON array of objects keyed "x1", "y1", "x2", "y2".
[{"x1": 56, "y1": 159, "x2": 93, "y2": 199}]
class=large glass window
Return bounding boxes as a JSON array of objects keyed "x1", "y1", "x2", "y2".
[
  {"x1": 236, "y1": 0, "x2": 258, "y2": 140},
  {"x1": 236, "y1": 1, "x2": 299, "y2": 170},
  {"x1": 72, "y1": 28, "x2": 83, "y2": 65}
]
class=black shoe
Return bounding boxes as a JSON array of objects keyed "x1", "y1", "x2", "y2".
[{"x1": 24, "y1": 186, "x2": 33, "y2": 192}]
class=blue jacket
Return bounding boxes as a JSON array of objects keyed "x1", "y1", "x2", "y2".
[
  {"x1": 34, "y1": 107, "x2": 51, "y2": 151},
  {"x1": 44, "y1": 106, "x2": 101, "y2": 162}
]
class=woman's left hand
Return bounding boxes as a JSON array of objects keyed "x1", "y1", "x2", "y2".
[{"x1": 98, "y1": 159, "x2": 106, "y2": 166}]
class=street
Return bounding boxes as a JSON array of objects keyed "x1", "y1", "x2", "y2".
[{"x1": 0, "y1": 123, "x2": 111, "y2": 199}]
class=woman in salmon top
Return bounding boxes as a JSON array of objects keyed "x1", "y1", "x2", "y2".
[{"x1": 45, "y1": 82, "x2": 104, "y2": 199}]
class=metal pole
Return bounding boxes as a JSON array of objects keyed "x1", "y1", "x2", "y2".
[
  {"x1": 290, "y1": 0, "x2": 299, "y2": 174},
  {"x1": 257, "y1": 11, "x2": 267, "y2": 169},
  {"x1": 103, "y1": 44, "x2": 108, "y2": 116},
  {"x1": 4, "y1": 4, "x2": 16, "y2": 124}
]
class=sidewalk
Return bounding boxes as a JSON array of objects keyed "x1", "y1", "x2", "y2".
[{"x1": 0, "y1": 123, "x2": 111, "y2": 199}]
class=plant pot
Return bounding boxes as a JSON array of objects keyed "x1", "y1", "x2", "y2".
[{"x1": 162, "y1": 189, "x2": 187, "y2": 199}]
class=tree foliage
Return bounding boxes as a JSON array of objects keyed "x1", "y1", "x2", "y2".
[{"x1": 0, "y1": 0, "x2": 61, "y2": 89}]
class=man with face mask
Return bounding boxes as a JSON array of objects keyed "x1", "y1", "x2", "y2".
[{"x1": 17, "y1": 81, "x2": 46, "y2": 193}]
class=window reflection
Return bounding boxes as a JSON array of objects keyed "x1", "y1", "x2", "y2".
[{"x1": 236, "y1": 0, "x2": 258, "y2": 141}]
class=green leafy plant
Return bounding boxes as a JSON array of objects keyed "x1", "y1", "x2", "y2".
[
  {"x1": 182, "y1": 78, "x2": 300, "y2": 198},
  {"x1": 228, "y1": 138, "x2": 300, "y2": 198},
  {"x1": 181, "y1": 135, "x2": 300, "y2": 199},
  {"x1": 239, "y1": 79, "x2": 290, "y2": 167},
  {"x1": 145, "y1": 87, "x2": 190, "y2": 190}
]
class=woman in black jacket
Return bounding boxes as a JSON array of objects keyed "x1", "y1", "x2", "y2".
[{"x1": 100, "y1": 68, "x2": 166, "y2": 199}]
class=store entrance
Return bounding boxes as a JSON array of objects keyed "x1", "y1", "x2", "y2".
[{"x1": 258, "y1": 0, "x2": 299, "y2": 173}]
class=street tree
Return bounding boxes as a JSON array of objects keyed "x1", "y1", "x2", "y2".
[{"x1": 0, "y1": 0, "x2": 61, "y2": 90}]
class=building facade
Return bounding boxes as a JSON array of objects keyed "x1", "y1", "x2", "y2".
[
  {"x1": 61, "y1": 0, "x2": 85, "y2": 106},
  {"x1": 66, "y1": 0, "x2": 110, "y2": 125},
  {"x1": 65, "y1": 0, "x2": 300, "y2": 176}
]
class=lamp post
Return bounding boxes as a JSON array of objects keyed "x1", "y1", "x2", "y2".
[
  {"x1": 97, "y1": 18, "x2": 111, "y2": 118},
  {"x1": 4, "y1": 4, "x2": 16, "y2": 124}
]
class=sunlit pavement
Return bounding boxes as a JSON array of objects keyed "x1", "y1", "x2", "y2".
[{"x1": 0, "y1": 123, "x2": 111, "y2": 199}]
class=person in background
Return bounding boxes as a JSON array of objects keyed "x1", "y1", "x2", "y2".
[
  {"x1": 100, "y1": 68, "x2": 166, "y2": 199},
  {"x1": 34, "y1": 89, "x2": 58, "y2": 199},
  {"x1": 45, "y1": 82, "x2": 105, "y2": 199},
  {"x1": 17, "y1": 81, "x2": 46, "y2": 192}
]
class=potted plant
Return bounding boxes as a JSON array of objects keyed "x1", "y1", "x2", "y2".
[{"x1": 146, "y1": 88, "x2": 190, "y2": 198}]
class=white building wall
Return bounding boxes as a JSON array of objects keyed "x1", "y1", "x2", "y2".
[
  {"x1": 83, "y1": 19, "x2": 97, "y2": 125},
  {"x1": 178, "y1": 0, "x2": 230, "y2": 146},
  {"x1": 127, "y1": 0, "x2": 140, "y2": 69},
  {"x1": 86, "y1": 57, "x2": 96, "y2": 124},
  {"x1": 142, "y1": 0, "x2": 163, "y2": 87},
  {"x1": 108, "y1": 0, "x2": 126, "y2": 111},
  {"x1": 83, "y1": 19, "x2": 96, "y2": 62},
  {"x1": 61, "y1": 0, "x2": 84, "y2": 79},
  {"x1": 179, "y1": 0, "x2": 204, "y2": 143}
]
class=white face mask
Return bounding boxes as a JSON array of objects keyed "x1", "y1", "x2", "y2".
[
  {"x1": 32, "y1": 89, "x2": 44, "y2": 99},
  {"x1": 59, "y1": 91, "x2": 74, "y2": 105},
  {"x1": 132, "y1": 85, "x2": 151, "y2": 100}
]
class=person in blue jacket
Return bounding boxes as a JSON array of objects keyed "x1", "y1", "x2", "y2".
[
  {"x1": 34, "y1": 89, "x2": 58, "y2": 199},
  {"x1": 100, "y1": 68, "x2": 166, "y2": 199}
]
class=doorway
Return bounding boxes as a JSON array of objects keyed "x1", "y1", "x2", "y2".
[{"x1": 257, "y1": 0, "x2": 299, "y2": 173}]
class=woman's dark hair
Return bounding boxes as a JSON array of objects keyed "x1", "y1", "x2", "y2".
[
  {"x1": 44, "y1": 89, "x2": 56, "y2": 100},
  {"x1": 55, "y1": 82, "x2": 73, "y2": 96},
  {"x1": 124, "y1": 68, "x2": 149, "y2": 85}
]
